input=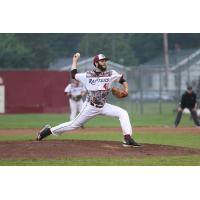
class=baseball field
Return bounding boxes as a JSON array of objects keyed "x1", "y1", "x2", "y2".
[{"x1": 1, "y1": 104, "x2": 200, "y2": 166}]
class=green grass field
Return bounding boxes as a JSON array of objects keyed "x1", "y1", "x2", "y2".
[
  {"x1": 0, "y1": 110, "x2": 196, "y2": 129},
  {"x1": 0, "y1": 110, "x2": 200, "y2": 166}
]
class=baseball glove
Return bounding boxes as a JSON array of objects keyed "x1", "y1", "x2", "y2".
[{"x1": 111, "y1": 87, "x2": 128, "y2": 98}]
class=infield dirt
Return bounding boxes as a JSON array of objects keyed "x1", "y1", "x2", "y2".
[
  {"x1": 0, "y1": 140, "x2": 200, "y2": 160},
  {"x1": 0, "y1": 127, "x2": 200, "y2": 160}
]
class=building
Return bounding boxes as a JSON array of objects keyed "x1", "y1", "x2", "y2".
[
  {"x1": 56, "y1": 57, "x2": 127, "y2": 74},
  {"x1": 139, "y1": 48, "x2": 200, "y2": 93}
]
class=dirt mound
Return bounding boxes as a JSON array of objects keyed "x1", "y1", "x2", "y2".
[{"x1": 0, "y1": 140, "x2": 200, "y2": 160}]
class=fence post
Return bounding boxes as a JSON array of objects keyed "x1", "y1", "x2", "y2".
[
  {"x1": 0, "y1": 78, "x2": 5, "y2": 113},
  {"x1": 159, "y1": 68, "x2": 162, "y2": 114},
  {"x1": 139, "y1": 65, "x2": 144, "y2": 114},
  {"x1": 178, "y1": 66, "x2": 182, "y2": 101}
]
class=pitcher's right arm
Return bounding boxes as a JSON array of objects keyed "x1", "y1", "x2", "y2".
[{"x1": 71, "y1": 53, "x2": 80, "y2": 79}]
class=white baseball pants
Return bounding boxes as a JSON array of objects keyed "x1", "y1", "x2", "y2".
[
  {"x1": 69, "y1": 99, "x2": 83, "y2": 121},
  {"x1": 51, "y1": 102, "x2": 133, "y2": 136}
]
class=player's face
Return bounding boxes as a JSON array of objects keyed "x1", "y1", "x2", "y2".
[
  {"x1": 97, "y1": 59, "x2": 107, "y2": 71},
  {"x1": 187, "y1": 89, "x2": 192, "y2": 94},
  {"x1": 72, "y1": 79, "x2": 79, "y2": 86}
]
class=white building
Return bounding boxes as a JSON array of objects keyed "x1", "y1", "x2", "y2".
[
  {"x1": 59, "y1": 57, "x2": 127, "y2": 74},
  {"x1": 140, "y1": 48, "x2": 200, "y2": 92}
]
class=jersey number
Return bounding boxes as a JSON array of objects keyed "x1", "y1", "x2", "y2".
[{"x1": 103, "y1": 83, "x2": 109, "y2": 90}]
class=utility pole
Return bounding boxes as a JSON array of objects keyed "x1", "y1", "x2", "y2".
[
  {"x1": 85, "y1": 35, "x2": 89, "y2": 57},
  {"x1": 112, "y1": 38, "x2": 116, "y2": 61},
  {"x1": 163, "y1": 33, "x2": 169, "y2": 90}
]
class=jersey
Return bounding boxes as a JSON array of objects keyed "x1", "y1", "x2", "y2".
[
  {"x1": 75, "y1": 70, "x2": 122, "y2": 106},
  {"x1": 181, "y1": 91, "x2": 197, "y2": 109},
  {"x1": 64, "y1": 83, "x2": 86, "y2": 98}
]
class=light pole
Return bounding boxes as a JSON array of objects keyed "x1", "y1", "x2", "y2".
[{"x1": 163, "y1": 33, "x2": 169, "y2": 90}]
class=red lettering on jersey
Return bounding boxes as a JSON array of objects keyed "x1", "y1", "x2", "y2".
[{"x1": 103, "y1": 83, "x2": 109, "y2": 90}]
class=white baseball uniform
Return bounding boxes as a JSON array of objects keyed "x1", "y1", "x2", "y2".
[
  {"x1": 64, "y1": 83, "x2": 86, "y2": 120},
  {"x1": 51, "y1": 70, "x2": 132, "y2": 136}
]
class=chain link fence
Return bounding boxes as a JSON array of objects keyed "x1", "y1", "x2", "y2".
[{"x1": 107, "y1": 64, "x2": 200, "y2": 115}]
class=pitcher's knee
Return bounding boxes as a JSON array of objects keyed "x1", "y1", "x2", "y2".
[{"x1": 119, "y1": 109, "x2": 129, "y2": 119}]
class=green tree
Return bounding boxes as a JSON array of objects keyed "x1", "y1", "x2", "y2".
[
  {"x1": 78, "y1": 33, "x2": 138, "y2": 66},
  {"x1": 0, "y1": 34, "x2": 33, "y2": 69},
  {"x1": 127, "y1": 33, "x2": 163, "y2": 64},
  {"x1": 2, "y1": 33, "x2": 200, "y2": 69},
  {"x1": 15, "y1": 33, "x2": 85, "y2": 68},
  {"x1": 15, "y1": 33, "x2": 57, "y2": 68},
  {"x1": 168, "y1": 33, "x2": 200, "y2": 49}
]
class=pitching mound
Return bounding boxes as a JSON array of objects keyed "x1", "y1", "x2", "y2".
[{"x1": 0, "y1": 140, "x2": 200, "y2": 160}]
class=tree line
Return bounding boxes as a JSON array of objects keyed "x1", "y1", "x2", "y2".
[{"x1": 1, "y1": 33, "x2": 200, "y2": 69}]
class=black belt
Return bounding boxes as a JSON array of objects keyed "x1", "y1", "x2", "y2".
[{"x1": 90, "y1": 102, "x2": 103, "y2": 108}]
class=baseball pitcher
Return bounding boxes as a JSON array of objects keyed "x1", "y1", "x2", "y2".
[
  {"x1": 37, "y1": 53, "x2": 141, "y2": 147},
  {"x1": 64, "y1": 79, "x2": 86, "y2": 121}
]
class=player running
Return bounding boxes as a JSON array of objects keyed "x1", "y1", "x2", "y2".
[{"x1": 36, "y1": 53, "x2": 141, "y2": 147}]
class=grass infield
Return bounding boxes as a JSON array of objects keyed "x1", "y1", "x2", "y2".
[
  {"x1": 0, "y1": 111, "x2": 196, "y2": 128},
  {"x1": 0, "y1": 112, "x2": 200, "y2": 165}
]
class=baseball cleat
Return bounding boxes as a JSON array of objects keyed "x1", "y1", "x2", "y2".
[
  {"x1": 36, "y1": 125, "x2": 52, "y2": 141},
  {"x1": 122, "y1": 138, "x2": 142, "y2": 147}
]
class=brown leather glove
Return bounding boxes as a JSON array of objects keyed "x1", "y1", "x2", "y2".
[{"x1": 111, "y1": 87, "x2": 128, "y2": 98}]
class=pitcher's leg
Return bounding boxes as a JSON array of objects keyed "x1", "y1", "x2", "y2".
[
  {"x1": 100, "y1": 103, "x2": 141, "y2": 147},
  {"x1": 37, "y1": 103, "x2": 100, "y2": 140},
  {"x1": 51, "y1": 103, "x2": 98, "y2": 135},
  {"x1": 101, "y1": 103, "x2": 132, "y2": 135}
]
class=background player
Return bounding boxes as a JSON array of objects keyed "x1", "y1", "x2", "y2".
[
  {"x1": 37, "y1": 53, "x2": 141, "y2": 147},
  {"x1": 64, "y1": 79, "x2": 86, "y2": 121},
  {"x1": 174, "y1": 85, "x2": 200, "y2": 127}
]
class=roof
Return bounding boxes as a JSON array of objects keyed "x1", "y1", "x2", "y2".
[
  {"x1": 141, "y1": 48, "x2": 200, "y2": 70},
  {"x1": 49, "y1": 57, "x2": 88, "y2": 70},
  {"x1": 57, "y1": 57, "x2": 127, "y2": 74}
]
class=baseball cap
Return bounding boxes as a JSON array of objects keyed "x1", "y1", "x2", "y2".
[{"x1": 93, "y1": 54, "x2": 109, "y2": 66}]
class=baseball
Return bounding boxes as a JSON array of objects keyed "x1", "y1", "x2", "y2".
[{"x1": 75, "y1": 53, "x2": 80, "y2": 58}]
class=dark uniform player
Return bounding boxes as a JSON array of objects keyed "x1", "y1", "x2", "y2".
[{"x1": 174, "y1": 86, "x2": 200, "y2": 127}]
